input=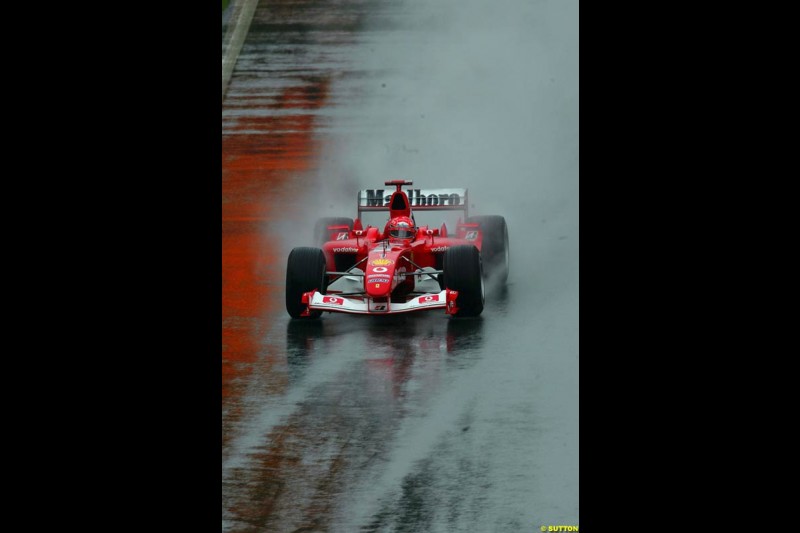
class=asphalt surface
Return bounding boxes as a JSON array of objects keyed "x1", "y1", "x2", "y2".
[{"x1": 222, "y1": 1, "x2": 578, "y2": 531}]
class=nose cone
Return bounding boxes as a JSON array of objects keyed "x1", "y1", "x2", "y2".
[
  {"x1": 365, "y1": 257, "x2": 394, "y2": 297},
  {"x1": 366, "y1": 281, "x2": 391, "y2": 297}
]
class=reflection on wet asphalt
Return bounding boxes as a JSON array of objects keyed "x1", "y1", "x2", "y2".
[{"x1": 223, "y1": 0, "x2": 578, "y2": 531}]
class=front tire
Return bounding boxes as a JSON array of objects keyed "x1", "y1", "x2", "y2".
[
  {"x1": 467, "y1": 215, "x2": 509, "y2": 284},
  {"x1": 286, "y1": 247, "x2": 328, "y2": 319},
  {"x1": 442, "y1": 245, "x2": 484, "y2": 317}
]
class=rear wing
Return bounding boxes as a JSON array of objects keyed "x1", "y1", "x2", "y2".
[{"x1": 357, "y1": 187, "x2": 469, "y2": 217}]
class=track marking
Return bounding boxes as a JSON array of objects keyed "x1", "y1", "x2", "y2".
[{"x1": 222, "y1": 0, "x2": 259, "y2": 100}]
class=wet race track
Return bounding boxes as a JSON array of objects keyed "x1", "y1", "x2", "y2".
[{"x1": 222, "y1": 1, "x2": 578, "y2": 531}]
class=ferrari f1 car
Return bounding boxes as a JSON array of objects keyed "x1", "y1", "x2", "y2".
[{"x1": 285, "y1": 180, "x2": 509, "y2": 318}]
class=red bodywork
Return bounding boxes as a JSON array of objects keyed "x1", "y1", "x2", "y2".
[{"x1": 302, "y1": 180, "x2": 485, "y2": 316}]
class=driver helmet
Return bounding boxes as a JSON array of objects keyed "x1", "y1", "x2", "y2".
[{"x1": 388, "y1": 216, "x2": 416, "y2": 240}]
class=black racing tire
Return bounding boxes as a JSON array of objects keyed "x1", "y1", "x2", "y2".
[
  {"x1": 285, "y1": 247, "x2": 328, "y2": 319},
  {"x1": 313, "y1": 217, "x2": 354, "y2": 246},
  {"x1": 467, "y1": 215, "x2": 509, "y2": 284},
  {"x1": 442, "y1": 245, "x2": 484, "y2": 317}
]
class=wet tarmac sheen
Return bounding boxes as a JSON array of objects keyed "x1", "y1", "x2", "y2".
[{"x1": 222, "y1": 1, "x2": 578, "y2": 531}]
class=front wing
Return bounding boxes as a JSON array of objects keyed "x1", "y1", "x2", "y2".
[{"x1": 302, "y1": 289, "x2": 460, "y2": 315}]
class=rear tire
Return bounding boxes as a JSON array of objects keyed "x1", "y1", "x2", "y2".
[
  {"x1": 467, "y1": 215, "x2": 509, "y2": 284},
  {"x1": 313, "y1": 217, "x2": 354, "y2": 246},
  {"x1": 286, "y1": 247, "x2": 328, "y2": 319},
  {"x1": 442, "y1": 245, "x2": 484, "y2": 317}
]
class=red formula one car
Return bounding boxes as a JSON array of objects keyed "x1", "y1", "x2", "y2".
[{"x1": 285, "y1": 180, "x2": 509, "y2": 318}]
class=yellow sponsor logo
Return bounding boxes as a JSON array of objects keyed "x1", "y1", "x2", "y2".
[
  {"x1": 540, "y1": 527, "x2": 578, "y2": 532},
  {"x1": 371, "y1": 258, "x2": 394, "y2": 266},
  {"x1": 375, "y1": 284, "x2": 381, "y2": 288}
]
